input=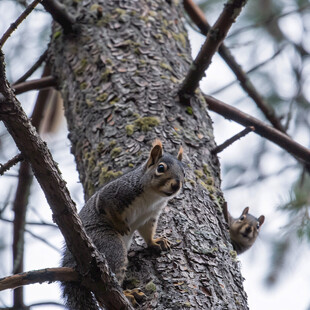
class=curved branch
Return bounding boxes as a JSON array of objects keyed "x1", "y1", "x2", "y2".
[
  {"x1": 0, "y1": 267, "x2": 78, "y2": 291},
  {"x1": 204, "y1": 94, "x2": 310, "y2": 164}
]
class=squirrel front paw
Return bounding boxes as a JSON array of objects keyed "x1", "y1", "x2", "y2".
[{"x1": 148, "y1": 236, "x2": 171, "y2": 252}]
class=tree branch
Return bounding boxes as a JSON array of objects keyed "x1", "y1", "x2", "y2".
[
  {"x1": 41, "y1": 0, "x2": 75, "y2": 34},
  {"x1": 12, "y1": 64, "x2": 58, "y2": 308},
  {"x1": 0, "y1": 50, "x2": 133, "y2": 310},
  {"x1": 0, "y1": 153, "x2": 23, "y2": 175},
  {"x1": 183, "y1": 0, "x2": 286, "y2": 132},
  {"x1": 0, "y1": 267, "x2": 79, "y2": 291},
  {"x1": 0, "y1": 217, "x2": 57, "y2": 228},
  {"x1": 204, "y1": 94, "x2": 310, "y2": 164},
  {"x1": 210, "y1": 47, "x2": 283, "y2": 95},
  {"x1": 179, "y1": 0, "x2": 247, "y2": 100},
  {"x1": 0, "y1": 0, "x2": 41, "y2": 48},
  {"x1": 14, "y1": 50, "x2": 48, "y2": 84},
  {"x1": 12, "y1": 161, "x2": 32, "y2": 308},
  {"x1": 13, "y1": 76, "x2": 57, "y2": 95},
  {"x1": 211, "y1": 126, "x2": 254, "y2": 154}
]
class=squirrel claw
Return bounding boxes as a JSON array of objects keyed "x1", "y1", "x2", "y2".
[
  {"x1": 124, "y1": 288, "x2": 146, "y2": 306},
  {"x1": 149, "y1": 237, "x2": 171, "y2": 252}
]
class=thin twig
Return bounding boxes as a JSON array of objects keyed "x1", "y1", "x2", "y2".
[
  {"x1": 211, "y1": 47, "x2": 283, "y2": 96},
  {"x1": 0, "y1": 217, "x2": 58, "y2": 228},
  {"x1": 28, "y1": 301, "x2": 65, "y2": 308},
  {"x1": 212, "y1": 126, "x2": 255, "y2": 154},
  {"x1": 25, "y1": 229, "x2": 61, "y2": 253},
  {"x1": 183, "y1": 0, "x2": 286, "y2": 132},
  {"x1": 41, "y1": 0, "x2": 75, "y2": 34},
  {"x1": 14, "y1": 50, "x2": 48, "y2": 84},
  {"x1": 0, "y1": 154, "x2": 23, "y2": 175},
  {"x1": 13, "y1": 76, "x2": 57, "y2": 95},
  {"x1": 204, "y1": 94, "x2": 310, "y2": 164},
  {"x1": 179, "y1": 0, "x2": 248, "y2": 100},
  {"x1": 0, "y1": 267, "x2": 79, "y2": 291},
  {"x1": 228, "y1": 3, "x2": 310, "y2": 39},
  {"x1": 223, "y1": 164, "x2": 296, "y2": 191},
  {"x1": 0, "y1": 0, "x2": 41, "y2": 48}
]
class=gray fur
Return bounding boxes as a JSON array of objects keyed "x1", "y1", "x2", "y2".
[{"x1": 61, "y1": 147, "x2": 184, "y2": 309}]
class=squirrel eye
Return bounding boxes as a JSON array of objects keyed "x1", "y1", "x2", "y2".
[
  {"x1": 240, "y1": 215, "x2": 245, "y2": 221},
  {"x1": 256, "y1": 223, "x2": 260, "y2": 230},
  {"x1": 157, "y1": 164, "x2": 166, "y2": 174}
]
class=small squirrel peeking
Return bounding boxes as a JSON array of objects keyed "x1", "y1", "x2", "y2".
[
  {"x1": 227, "y1": 207, "x2": 265, "y2": 254},
  {"x1": 61, "y1": 139, "x2": 185, "y2": 309}
]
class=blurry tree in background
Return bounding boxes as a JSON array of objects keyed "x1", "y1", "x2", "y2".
[{"x1": 0, "y1": 0, "x2": 309, "y2": 309}]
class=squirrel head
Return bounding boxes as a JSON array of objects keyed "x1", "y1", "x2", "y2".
[
  {"x1": 230, "y1": 207, "x2": 265, "y2": 252},
  {"x1": 143, "y1": 139, "x2": 185, "y2": 197}
]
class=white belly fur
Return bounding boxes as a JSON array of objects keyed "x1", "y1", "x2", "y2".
[{"x1": 121, "y1": 191, "x2": 168, "y2": 249}]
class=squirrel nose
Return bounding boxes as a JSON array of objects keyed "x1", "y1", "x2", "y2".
[
  {"x1": 245, "y1": 226, "x2": 252, "y2": 234},
  {"x1": 171, "y1": 179, "x2": 181, "y2": 192}
]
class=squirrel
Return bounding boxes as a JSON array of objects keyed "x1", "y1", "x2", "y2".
[
  {"x1": 61, "y1": 139, "x2": 184, "y2": 309},
  {"x1": 223, "y1": 203, "x2": 265, "y2": 254}
]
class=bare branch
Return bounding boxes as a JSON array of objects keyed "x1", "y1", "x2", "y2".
[
  {"x1": 228, "y1": 3, "x2": 310, "y2": 39},
  {"x1": 28, "y1": 301, "x2": 65, "y2": 308},
  {"x1": 14, "y1": 50, "x2": 48, "y2": 84},
  {"x1": 25, "y1": 228, "x2": 61, "y2": 253},
  {"x1": 0, "y1": 217, "x2": 58, "y2": 228},
  {"x1": 12, "y1": 161, "x2": 32, "y2": 308},
  {"x1": 210, "y1": 47, "x2": 283, "y2": 95},
  {"x1": 0, "y1": 0, "x2": 41, "y2": 48},
  {"x1": 0, "y1": 50, "x2": 133, "y2": 310},
  {"x1": 41, "y1": 0, "x2": 75, "y2": 34},
  {"x1": 183, "y1": 0, "x2": 286, "y2": 132},
  {"x1": 0, "y1": 154, "x2": 23, "y2": 175},
  {"x1": 204, "y1": 94, "x2": 310, "y2": 164},
  {"x1": 0, "y1": 267, "x2": 78, "y2": 291},
  {"x1": 13, "y1": 76, "x2": 57, "y2": 95},
  {"x1": 211, "y1": 126, "x2": 255, "y2": 154},
  {"x1": 179, "y1": 0, "x2": 248, "y2": 100},
  {"x1": 12, "y1": 65, "x2": 55, "y2": 307}
]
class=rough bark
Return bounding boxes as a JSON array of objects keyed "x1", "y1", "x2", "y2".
[{"x1": 49, "y1": 0, "x2": 248, "y2": 309}]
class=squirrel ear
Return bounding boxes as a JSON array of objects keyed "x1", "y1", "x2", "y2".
[
  {"x1": 147, "y1": 139, "x2": 163, "y2": 167},
  {"x1": 177, "y1": 146, "x2": 183, "y2": 161},
  {"x1": 242, "y1": 207, "x2": 249, "y2": 215},
  {"x1": 258, "y1": 215, "x2": 265, "y2": 226}
]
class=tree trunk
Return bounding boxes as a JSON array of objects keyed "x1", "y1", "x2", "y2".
[{"x1": 49, "y1": 0, "x2": 248, "y2": 308}]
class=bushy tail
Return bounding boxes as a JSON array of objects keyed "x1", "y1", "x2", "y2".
[{"x1": 62, "y1": 281, "x2": 100, "y2": 310}]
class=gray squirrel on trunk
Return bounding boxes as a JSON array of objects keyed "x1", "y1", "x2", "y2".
[{"x1": 61, "y1": 139, "x2": 184, "y2": 309}]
